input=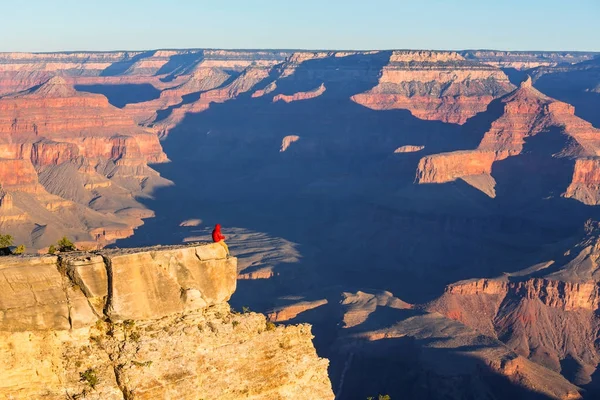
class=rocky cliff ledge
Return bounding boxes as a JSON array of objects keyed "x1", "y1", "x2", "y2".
[{"x1": 0, "y1": 243, "x2": 334, "y2": 399}]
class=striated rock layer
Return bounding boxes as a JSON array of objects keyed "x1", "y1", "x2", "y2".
[
  {"x1": 416, "y1": 76, "x2": 600, "y2": 203},
  {"x1": 460, "y1": 50, "x2": 598, "y2": 70},
  {"x1": 0, "y1": 243, "x2": 334, "y2": 399},
  {"x1": 427, "y1": 222, "x2": 600, "y2": 387},
  {"x1": 352, "y1": 50, "x2": 515, "y2": 124},
  {"x1": 0, "y1": 76, "x2": 170, "y2": 249}
]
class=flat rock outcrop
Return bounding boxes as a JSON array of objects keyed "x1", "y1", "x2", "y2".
[{"x1": 0, "y1": 242, "x2": 334, "y2": 399}]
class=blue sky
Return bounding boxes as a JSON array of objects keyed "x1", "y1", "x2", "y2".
[{"x1": 2, "y1": 0, "x2": 598, "y2": 52}]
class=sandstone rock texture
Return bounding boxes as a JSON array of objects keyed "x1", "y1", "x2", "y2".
[
  {"x1": 416, "y1": 76, "x2": 600, "y2": 202},
  {"x1": 0, "y1": 76, "x2": 170, "y2": 249},
  {"x1": 273, "y1": 83, "x2": 326, "y2": 103},
  {"x1": 305, "y1": 286, "x2": 584, "y2": 400},
  {"x1": 426, "y1": 222, "x2": 600, "y2": 388},
  {"x1": 352, "y1": 50, "x2": 515, "y2": 124},
  {"x1": 0, "y1": 242, "x2": 334, "y2": 399}
]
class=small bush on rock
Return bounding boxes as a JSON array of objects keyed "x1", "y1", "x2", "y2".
[
  {"x1": 0, "y1": 234, "x2": 13, "y2": 248},
  {"x1": 80, "y1": 368, "x2": 99, "y2": 389},
  {"x1": 57, "y1": 236, "x2": 76, "y2": 252}
]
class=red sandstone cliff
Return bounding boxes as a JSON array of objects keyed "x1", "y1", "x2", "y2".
[
  {"x1": 427, "y1": 222, "x2": 600, "y2": 386},
  {"x1": 0, "y1": 76, "x2": 170, "y2": 249},
  {"x1": 416, "y1": 77, "x2": 600, "y2": 203},
  {"x1": 352, "y1": 51, "x2": 515, "y2": 124}
]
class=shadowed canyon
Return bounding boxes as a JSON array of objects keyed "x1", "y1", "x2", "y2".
[{"x1": 2, "y1": 49, "x2": 600, "y2": 399}]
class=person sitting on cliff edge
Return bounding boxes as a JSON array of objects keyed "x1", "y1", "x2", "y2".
[{"x1": 212, "y1": 224, "x2": 230, "y2": 256}]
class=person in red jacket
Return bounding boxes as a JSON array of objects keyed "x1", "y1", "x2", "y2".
[{"x1": 212, "y1": 224, "x2": 230, "y2": 256}]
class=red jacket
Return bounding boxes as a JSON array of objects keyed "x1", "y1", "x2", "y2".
[{"x1": 212, "y1": 224, "x2": 226, "y2": 242}]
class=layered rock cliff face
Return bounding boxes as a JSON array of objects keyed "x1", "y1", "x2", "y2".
[
  {"x1": 104, "y1": 50, "x2": 528, "y2": 137},
  {"x1": 0, "y1": 242, "x2": 334, "y2": 399},
  {"x1": 269, "y1": 287, "x2": 584, "y2": 399},
  {"x1": 416, "y1": 76, "x2": 600, "y2": 202},
  {"x1": 460, "y1": 51, "x2": 598, "y2": 70},
  {"x1": 334, "y1": 299, "x2": 583, "y2": 400},
  {"x1": 351, "y1": 51, "x2": 515, "y2": 124},
  {"x1": 427, "y1": 222, "x2": 600, "y2": 388},
  {"x1": 0, "y1": 76, "x2": 170, "y2": 249}
]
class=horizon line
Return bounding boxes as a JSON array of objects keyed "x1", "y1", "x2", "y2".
[{"x1": 0, "y1": 47, "x2": 599, "y2": 55}]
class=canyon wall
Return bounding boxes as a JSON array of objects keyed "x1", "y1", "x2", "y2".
[
  {"x1": 0, "y1": 75, "x2": 171, "y2": 249},
  {"x1": 416, "y1": 76, "x2": 600, "y2": 203},
  {"x1": 427, "y1": 223, "x2": 600, "y2": 387},
  {"x1": 0, "y1": 242, "x2": 334, "y2": 399},
  {"x1": 351, "y1": 50, "x2": 515, "y2": 124}
]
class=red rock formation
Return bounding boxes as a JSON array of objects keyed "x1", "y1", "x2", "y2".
[
  {"x1": 153, "y1": 67, "x2": 273, "y2": 137},
  {"x1": 429, "y1": 275, "x2": 600, "y2": 384},
  {"x1": 123, "y1": 67, "x2": 231, "y2": 124},
  {"x1": 30, "y1": 140, "x2": 79, "y2": 167},
  {"x1": 416, "y1": 77, "x2": 600, "y2": 202},
  {"x1": 268, "y1": 299, "x2": 329, "y2": 322},
  {"x1": 416, "y1": 150, "x2": 496, "y2": 184},
  {"x1": 0, "y1": 77, "x2": 166, "y2": 161},
  {"x1": 565, "y1": 158, "x2": 600, "y2": 205},
  {"x1": 0, "y1": 159, "x2": 41, "y2": 193},
  {"x1": 273, "y1": 83, "x2": 326, "y2": 103},
  {"x1": 428, "y1": 225, "x2": 600, "y2": 386},
  {"x1": 352, "y1": 51, "x2": 515, "y2": 124},
  {"x1": 0, "y1": 76, "x2": 170, "y2": 249}
]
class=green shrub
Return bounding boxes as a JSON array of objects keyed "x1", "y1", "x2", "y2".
[
  {"x1": 132, "y1": 360, "x2": 152, "y2": 367},
  {"x1": 0, "y1": 234, "x2": 13, "y2": 248},
  {"x1": 80, "y1": 368, "x2": 99, "y2": 389},
  {"x1": 48, "y1": 245, "x2": 56, "y2": 254},
  {"x1": 57, "y1": 236, "x2": 76, "y2": 252},
  {"x1": 122, "y1": 320, "x2": 135, "y2": 330},
  {"x1": 129, "y1": 331, "x2": 141, "y2": 342},
  {"x1": 242, "y1": 306, "x2": 251, "y2": 314},
  {"x1": 14, "y1": 244, "x2": 25, "y2": 255},
  {"x1": 265, "y1": 321, "x2": 276, "y2": 331}
]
